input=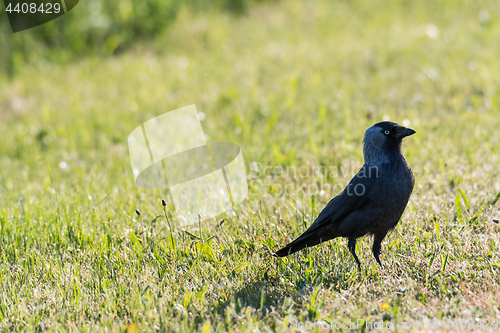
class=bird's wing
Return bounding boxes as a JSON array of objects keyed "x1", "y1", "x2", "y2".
[
  {"x1": 302, "y1": 164, "x2": 379, "y2": 234},
  {"x1": 274, "y1": 164, "x2": 380, "y2": 257}
]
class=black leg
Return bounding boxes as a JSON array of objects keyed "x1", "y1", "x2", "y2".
[
  {"x1": 348, "y1": 237, "x2": 361, "y2": 270},
  {"x1": 372, "y1": 233, "x2": 385, "y2": 268}
]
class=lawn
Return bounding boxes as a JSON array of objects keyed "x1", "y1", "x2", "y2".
[{"x1": 1, "y1": 0, "x2": 500, "y2": 331}]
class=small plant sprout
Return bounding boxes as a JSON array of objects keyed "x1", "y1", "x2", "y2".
[
  {"x1": 198, "y1": 213, "x2": 203, "y2": 240},
  {"x1": 161, "y1": 198, "x2": 174, "y2": 250}
]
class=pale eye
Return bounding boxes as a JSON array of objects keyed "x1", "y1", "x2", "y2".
[{"x1": 384, "y1": 130, "x2": 390, "y2": 135}]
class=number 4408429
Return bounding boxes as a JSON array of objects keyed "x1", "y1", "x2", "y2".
[{"x1": 5, "y1": 2, "x2": 61, "y2": 14}]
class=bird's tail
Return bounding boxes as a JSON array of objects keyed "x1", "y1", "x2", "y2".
[{"x1": 274, "y1": 231, "x2": 325, "y2": 257}]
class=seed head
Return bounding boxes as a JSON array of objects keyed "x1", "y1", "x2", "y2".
[
  {"x1": 135, "y1": 209, "x2": 141, "y2": 216},
  {"x1": 161, "y1": 199, "x2": 167, "y2": 207}
]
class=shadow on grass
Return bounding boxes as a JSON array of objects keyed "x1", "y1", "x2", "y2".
[{"x1": 214, "y1": 257, "x2": 357, "y2": 316}]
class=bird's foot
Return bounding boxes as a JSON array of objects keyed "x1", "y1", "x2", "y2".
[
  {"x1": 348, "y1": 238, "x2": 362, "y2": 271},
  {"x1": 374, "y1": 253, "x2": 383, "y2": 268},
  {"x1": 372, "y1": 239, "x2": 383, "y2": 268}
]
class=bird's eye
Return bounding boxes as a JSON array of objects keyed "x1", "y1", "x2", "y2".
[{"x1": 384, "y1": 130, "x2": 390, "y2": 135}]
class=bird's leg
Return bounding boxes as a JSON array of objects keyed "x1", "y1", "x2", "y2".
[
  {"x1": 347, "y1": 237, "x2": 361, "y2": 270},
  {"x1": 372, "y1": 234, "x2": 385, "y2": 267}
]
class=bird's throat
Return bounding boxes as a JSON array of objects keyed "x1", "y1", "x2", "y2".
[{"x1": 363, "y1": 145, "x2": 403, "y2": 166}]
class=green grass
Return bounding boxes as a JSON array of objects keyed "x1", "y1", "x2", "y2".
[{"x1": 1, "y1": 0, "x2": 500, "y2": 331}]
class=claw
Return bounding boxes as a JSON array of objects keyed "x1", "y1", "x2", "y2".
[
  {"x1": 348, "y1": 238, "x2": 362, "y2": 270},
  {"x1": 372, "y1": 236, "x2": 384, "y2": 268}
]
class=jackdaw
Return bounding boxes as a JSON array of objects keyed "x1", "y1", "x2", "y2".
[{"x1": 275, "y1": 121, "x2": 415, "y2": 269}]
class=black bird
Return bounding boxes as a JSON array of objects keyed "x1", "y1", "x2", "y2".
[{"x1": 275, "y1": 121, "x2": 416, "y2": 269}]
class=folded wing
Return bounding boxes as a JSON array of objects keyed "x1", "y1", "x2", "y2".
[{"x1": 275, "y1": 165, "x2": 378, "y2": 256}]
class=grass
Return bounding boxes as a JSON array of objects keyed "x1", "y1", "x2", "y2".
[{"x1": 1, "y1": 0, "x2": 500, "y2": 331}]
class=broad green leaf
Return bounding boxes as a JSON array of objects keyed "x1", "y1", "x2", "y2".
[
  {"x1": 455, "y1": 194, "x2": 463, "y2": 221},
  {"x1": 490, "y1": 191, "x2": 500, "y2": 206},
  {"x1": 234, "y1": 239, "x2": 247, "y2": 248},
  {"x1": 232, "y1": 263, "x2": 248, "y2": 274},
  {"x1": 441, "y1": 254, "x2": 448, "y2": 271},
  {"x1": 459, "y1": 189, "x2": 470, "y2": 209},
  {"x1": 201, "y1": 321, "x2": 211, "y2": 333},
  {"x1": 126, "y1": 324, "x2": 140, "y2": 333},
  {"x1": 184, "y1": 230, "x2": 201, "y2": 240}
]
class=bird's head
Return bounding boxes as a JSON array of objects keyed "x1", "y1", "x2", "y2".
[{"x1": 362, "y1": 121, "x2": 416, "y2": 165}]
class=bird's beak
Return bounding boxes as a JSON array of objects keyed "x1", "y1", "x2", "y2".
[{"x1": 394, "y1": 127, "x2": 416, "y2": 139}]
